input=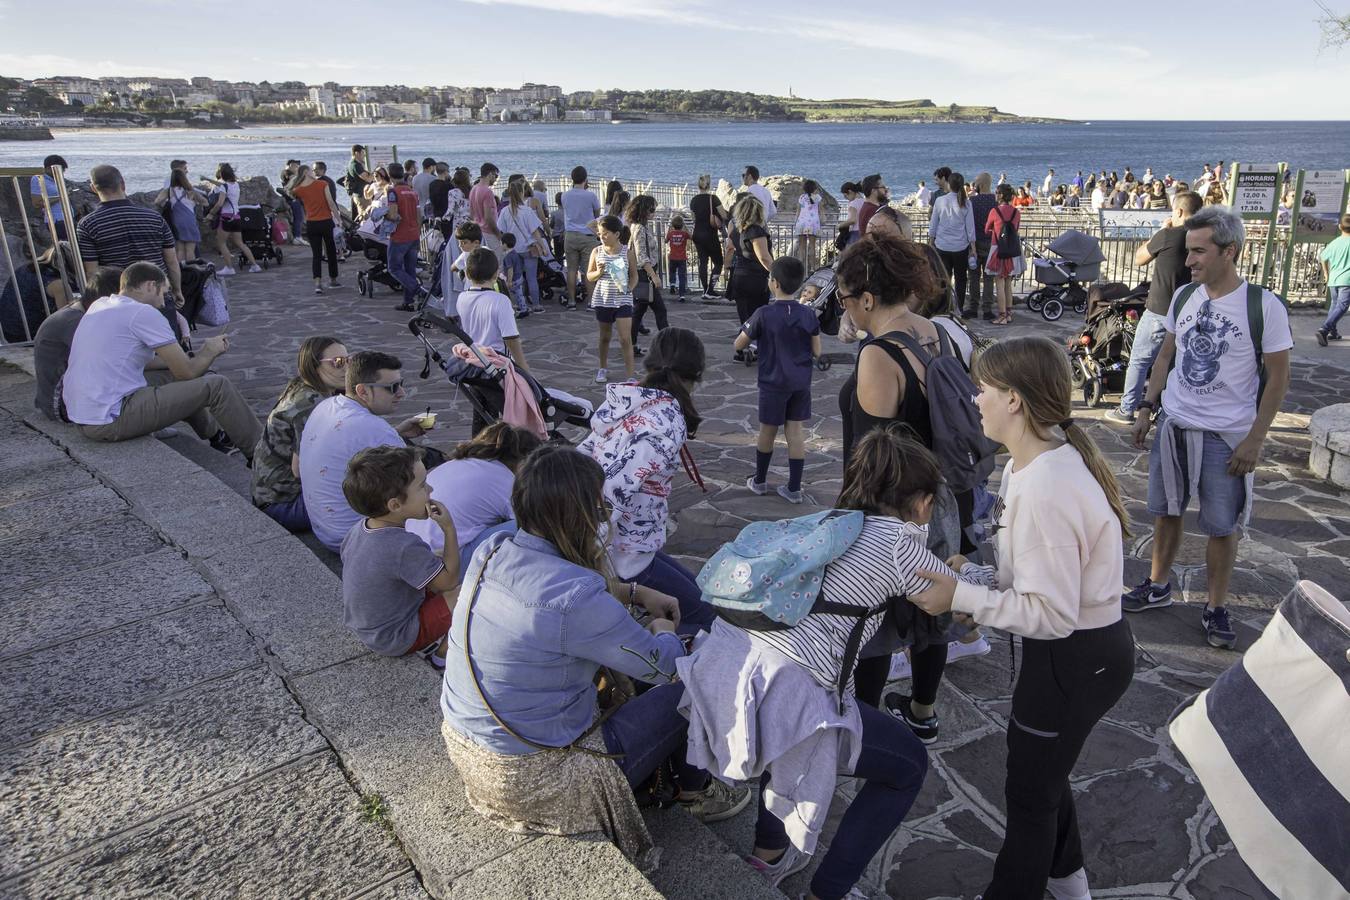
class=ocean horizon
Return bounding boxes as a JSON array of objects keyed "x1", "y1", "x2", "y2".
[{"x1": 3, "y1": 120, "x2": 1347, "y2": 198}]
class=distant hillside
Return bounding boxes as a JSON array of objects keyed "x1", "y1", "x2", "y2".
[{"x1": 783, "y1": 97, "x2": 1074, "y2": 124}]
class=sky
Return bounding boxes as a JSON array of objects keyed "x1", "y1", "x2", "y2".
[{"x1": 2, "y1": 0, "x2": 1349, "y2": 120}]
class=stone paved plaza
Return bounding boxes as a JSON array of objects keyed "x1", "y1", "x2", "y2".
[{"x1": 3, "y1": 248, "x2": 1348, "y2": 899}]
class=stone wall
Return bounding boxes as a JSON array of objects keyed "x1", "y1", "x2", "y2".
[{"x1": 1309, "y1": 404, "x2": 1350, "y2": 488}]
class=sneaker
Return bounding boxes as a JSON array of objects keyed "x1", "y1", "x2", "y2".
[
  {"x1": 1202, "y1": 605, "x2": 1237, "y2": 650},
  {"x1": 314, "y1": 285, "x2": 324, "y2": 295},
  {"x1": 887, "y1": 652, "x2": 912, "y2": 680},
  {"x1": 247, "y1": 264, "x2": 262, "y2": 273},
  {"x1": 1316, "y1": 329, "x2": 1329, "y2": 347},
  {"x1": 562, "y1": 300, "x2": 576, "y2": 310},
  {"x1": 531, "y1": 305, "x2": 546, "y2": 313},
  {"x1": 216, "y1": 266, "x2": 236, "y2": 276},
  {"x1": 1104, "y1": 407, "x2": 1135, "y2": 425},
  {"x1": 1121, "y1": 577, "x2": 1173, "y2": 613},
  {"x1": 946, "y1": 635, "x2": 991, "y2": 663},
  {"x1": 393, "y1": 303, "x2": 416, "y2": 312},
  {"x1": 746, "y1": 476, "x2": 769, "y2": 495},
  {"x1": 961, "y1": 307, "x2": 978, "y2": 319},
  {"x1": 745, "y1": 844, "x2": 812, "y2": 887},
  {"x1": 329, "y1": 280, "x2": 342, "y2": 288},
  {"x1": 777, "y1": 485, "x2": 804, "y2": 504},
  {"x1": 594, "y1": 368, "x2": 607, "y2": 383},
  {"x1": 208, "y1": 430, "x2": 241, "y2": 457},
  {"x1": 633, "y1": 345, "x2": 645, "y2": 357},
  {"x1": 514, "y1": 309, "x2": 530, "y2": 319},
  {"x1": 883, "y1": 693, "x2": 939, "y2": 744},
  {"x1": 1330, "y1": 332, "x2": 1344, "y2": 341},
  {"x1": 982, "y1": 309, "x2": 996, "y2": 321},
  {"x1": 678, "y1": 779, "x2": 751, "y2": 823},
  {"x1": 637, "y1": 325, "x2": 651, "y2": 335},
  {"x1": 1047, "y1": 866, "x2": 1092, "y2": 900}
]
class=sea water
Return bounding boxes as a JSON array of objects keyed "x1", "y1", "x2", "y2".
[{"x1": 2, "y1": 120, "x2": 1347, "y2": 197}]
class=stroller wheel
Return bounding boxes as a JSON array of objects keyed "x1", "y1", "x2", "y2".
[
  {"x1": 1042, "y1": 298, "x2": 1064, "y2": 321},
  {"x1": 1083, "y1": 376, "x2": 1104, "y2": 408},
  {"x1": 815, "y1": 356, "x2": 832, "y2": 372},
  {"x1": 1026, "y1": 289, "x2": 1045, "y2": 311},
  {"x1": 1069, "y1": 356, "x2": 1087, "y2": 388},
  {"x1": 261, "y1": 258, "x2": 269, "y2": 270},
  {"x1": 357, "y1": 272, "x2": 368, "y2": 296},
  {"x1": 275, "y1": 248, "x2": 284, "y2": 265}
]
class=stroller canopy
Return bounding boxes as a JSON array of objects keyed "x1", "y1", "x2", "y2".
[{"x1": 1048, "y1": 230, "x2": 1107, "y2": 265}]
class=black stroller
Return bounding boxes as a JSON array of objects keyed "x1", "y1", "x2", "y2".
[
  {"x1": 537, "y1": 254, "x2": 567, "y2": 303},
  {"x1": 408, "y1": 308, "x2": 593, "y2": 442},
  {"x1": 1067, "y1": 281, "x2": 1149, "y2": 406},
  {"x1": 347, "y1": 229, "x2": 404, "y2": 298},
  {"x1": 236, "y1": 206, "x2": 283, "y2": 270},
  {"x1": 736, "y1": 266, "x2": 841, "y2": 370},
  {"x1": 1024, "y1": 230, "x2": 1105, "y2": 321}
]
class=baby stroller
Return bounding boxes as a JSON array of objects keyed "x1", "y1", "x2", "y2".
[
  {"x1": 408, "y1": 308, "x2": 593, "y2": 442},
  {"x1": 1024, "y1": 230, "x2": 1105, "y2": 321},
  {"x1": 347, "y1": 228, "x2": 404, "y2": 298},
  {"x1": 536, "y1": 253, "x2": 567, "y2": 303},
  {"x1": 236, "y1": 206, "x2": 283, "y2": 270},
  {"x1": 1067, "y1": 281, "x2": 1149, "y2": 406}
]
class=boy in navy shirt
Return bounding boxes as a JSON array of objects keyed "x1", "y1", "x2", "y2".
[{"x1": 734, "y1": 257, "x2": 820, "y2": 503}]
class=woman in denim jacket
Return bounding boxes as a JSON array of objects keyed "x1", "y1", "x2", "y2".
[{"x1": 440, "y1": 446, "x2": 749, "y2": 867}]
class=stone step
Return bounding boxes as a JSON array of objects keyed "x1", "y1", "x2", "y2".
[{"x1": 642, "y1": 802, "x2": 784, "y2": 900}]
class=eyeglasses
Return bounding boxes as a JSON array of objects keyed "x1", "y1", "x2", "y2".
[
  {"x1": 320, "y1": 355, "x2": 347, "y2": 368},
  {"x1": 364, "y1": 380, "x2": 404, "y2": 394},
  {"x1": 836, "y1": 288, "x2": 860, "y2": 304}
]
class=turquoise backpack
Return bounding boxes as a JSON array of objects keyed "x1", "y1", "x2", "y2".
[{"x1": 697, "y1": 510, "x2": 899, "y2": 705}]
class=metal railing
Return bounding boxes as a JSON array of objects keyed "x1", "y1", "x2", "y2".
[{"x1": 0, "y1": 165, "x2": 83, "y2": 345}]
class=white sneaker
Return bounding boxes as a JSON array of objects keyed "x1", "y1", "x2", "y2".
[
  {"x1": 745, "y1": 844, "x2": 811, "y2": 887},
  {"x1": 1047, "y1": 867, "x2": 1092, "y2": 900},
  {"x1": 946, "y1": 636, "x2": 992, "y2": 663},
  {"x1": 745, "y1": 476, "x2": 769, "y2": 495},
  {"x1": 247, "y1": 264, "x2": 263, "y2": 273},
  {"x1": 888, "y1": 652, "x2": 912, "y2": 680},
  {"x1": 594, "y1": 368, "x2": 607, "y2": 383},
  {"x1": 217, "y1": 266, "x2": 236, "y2": 276}
]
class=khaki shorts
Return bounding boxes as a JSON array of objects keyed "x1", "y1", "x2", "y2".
[{"x1": 564, "y1": 231, "x2": 599, "y2": 273}]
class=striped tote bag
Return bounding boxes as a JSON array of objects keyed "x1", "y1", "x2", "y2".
[{"x1": 1168, "y1": 580, "x2": 1349, "y2": 898}]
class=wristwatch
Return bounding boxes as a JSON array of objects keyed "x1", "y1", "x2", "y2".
[{"x1": 1137, "y1": 400, "x2": 1156, "y2": 412}]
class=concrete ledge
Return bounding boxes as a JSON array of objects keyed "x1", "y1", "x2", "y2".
[{"x1": 1309, "y1": 403, "x2": 1350, "y2": 488}]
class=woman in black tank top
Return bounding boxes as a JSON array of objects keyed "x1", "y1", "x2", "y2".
[{"x1": 833, "y1": 232, "x2": 964, "y2": 737}]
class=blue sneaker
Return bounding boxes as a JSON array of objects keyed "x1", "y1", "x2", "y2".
[
  {"x1": 1202, "y1": 606, "x2": 1237, "y2": 649},
  {"x1": 1121, "y1": 578, "x2": 1172, "y2": 612}
]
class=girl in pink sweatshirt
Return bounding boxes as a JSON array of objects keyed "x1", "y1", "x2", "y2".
[{"x1": 911, "y1": 335, "x2": 1134, "y2": 900}]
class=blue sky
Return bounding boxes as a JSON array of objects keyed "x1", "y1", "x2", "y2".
[{"x1": 2, "y1": 0, "x2": 1349, "y2": 120}]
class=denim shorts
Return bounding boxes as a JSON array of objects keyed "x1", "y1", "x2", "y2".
[{"x1": 1146, "y1": 418, "x2": 1247, "y2": 537}]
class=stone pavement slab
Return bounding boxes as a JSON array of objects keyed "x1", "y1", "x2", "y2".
[{"x1": 10, "y1": 754, "x2": 410, "y2": 900}]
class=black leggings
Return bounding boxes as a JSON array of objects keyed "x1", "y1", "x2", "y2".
[
  {"x1": 306, "y1": 218, "x2": 339, "y2": 280},
  {"x1": 633, "y1": 273, "x2": 668, "y2": 332},
  {"x1": 852, "y1": 640, "x2": 947, "y2": 709},
  {"x1": 983, "y1": 618, "x2": 1134, "y2": 899},
  {"x1": 693, "y1": 229, "x2": 723, "y2": 292},
  {"x1": 729, "y1": 269, "x2": 770, "y2": 326},
  {"x1": 937, "y1": 248, "x2": 970, "y2": 315}
]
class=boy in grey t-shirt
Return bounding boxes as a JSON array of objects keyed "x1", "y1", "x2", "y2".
[{"x1": 340, "y1": 446, "x2": 462, "y2": 665}]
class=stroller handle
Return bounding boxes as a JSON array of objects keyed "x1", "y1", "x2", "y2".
[{"x1": 408, "y1": 311, "x2": 502, "y2": 379}]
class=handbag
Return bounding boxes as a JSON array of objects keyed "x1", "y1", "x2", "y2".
[
  {"x1": 508, "y1": 209, "x2": 547, "y2": 258},
  {"x1": 706, "y1": 194, "x2": 723, "y2": 230},
  {"x1": 462, "y1": 541, "x2": 623, "y2": 759},
  {"x1": 1168, "y1": 580, "x2": 1350, "y2": 898}
]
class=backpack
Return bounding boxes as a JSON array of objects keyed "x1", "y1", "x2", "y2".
[
  {"x1": 197, "y1": 272, "x2": 230, "y2": 328},
  {"x1": 1168, "y1": 281, "x2": 1284, "y2": 404},
  {"x1": 696, "y1": 510, "x2": 899, "y2": 708},
  {"x1": 872, "y1": 329, "x2": 998, "y2": 493},
  {"x1": 993, "y1": 207, "x2": 1022, "y2": 259}
]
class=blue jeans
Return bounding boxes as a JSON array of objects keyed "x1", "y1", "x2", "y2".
[
  {"x1": 602, "y1": 682, "x2": 708, "y2": 791},
  {"x1": 754, "y1": 701, "x2": 928, "y2": 900},
  {"x1": 1119, "y1": 309, "x2": 1168, "y2": 415},
  {"x1": 633, "y1": 550, "x2": 716, "y2": 635},
  {"x1": 289, "y1": 198, "x2": 305, "y2": 241},
  {"x1": 519, "y1": 255, "x2": 540, "y2": 306},
  {"x1": 668, "y1": 260, "x2": 688, "y2": 295},
  {"x1": 1321, "y1": 285, "x2": 1350, "y2": 335},
  {"x1": 1146, "y1": 413, "x2": 1246, "y2": 537},
  {"x1": 261, "y1": 494, "x2": 309, "y2": 532},
  {"x1": 389, "y1": 239, "x2": 420, "y2": 304}
]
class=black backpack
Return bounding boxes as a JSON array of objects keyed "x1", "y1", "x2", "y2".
[
  {"x1": 993, "y1": 207, "x2": 1022, "y2": 259},
  {"x1": 873, "y1": 329, "x2": 998, "y2": 493}
]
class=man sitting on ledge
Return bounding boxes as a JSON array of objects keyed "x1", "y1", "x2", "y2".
[
  {"x1": 61, "y1": 261, "x2": 262, "y2": 457},
  {"x1": 299, "y1": 350, "x2": 434, "y2": 551}
]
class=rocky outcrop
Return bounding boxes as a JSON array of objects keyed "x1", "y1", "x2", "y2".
[
  {"x1": 1310, "y1": 403, "x2": 1350, "y2": 488},
  {"x1": 713, "y1": 175, "x2": 839, "y2": 223}
]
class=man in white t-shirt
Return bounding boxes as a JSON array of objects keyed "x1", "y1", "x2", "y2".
[
  {"x1": 742, "y1": 165, "x2": 777, "y2": 221},
  {"x1": 915, "y1": 180, "x2": 932, "y2": 208},
  {"x1": 1124, "y1": 207, "x2": 1292, "y2": 651},
  {"x1": 455, "y1": 247, "x2": 529, "y2": 373},
  {"x1": 1041, "y1": 169, "x2": 1055, "y2": 197},
  {"x1": 299, "y1": 350, "x2": 431, "y2": 550},
  {"x1": 62, "y1": 262, "x2": 261, "y2": 455},
  {"x1": 1090, "y1": 184, "x2": 1106, "y2": 210}
]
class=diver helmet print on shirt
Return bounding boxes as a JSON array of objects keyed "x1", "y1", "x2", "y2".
[{"x1": 1177, "y1": 299, "x2": 1242, "y2": 392}]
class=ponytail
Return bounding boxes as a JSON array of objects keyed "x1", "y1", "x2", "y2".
[
  {"x1": 1061, "y1": 420, "x2": 1131, "y2": 538},
  {"x1": 641, "y1": 327, "x2": 705, "y2": 437},
  {"x1": 451, "y1": 421, "x2": 544, "y2": 469}
]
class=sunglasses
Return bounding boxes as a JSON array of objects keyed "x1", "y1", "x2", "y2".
[
  {"x1": 597, "y1": 499, "x2": 614, "y2": 520},
  {"x1": 364, "y1": 380, "x2": 404, "y2": 394},
  {"x1": 320, "y1": 355, "x2": 347, "y2": 368}
]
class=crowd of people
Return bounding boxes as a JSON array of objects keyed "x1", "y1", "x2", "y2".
[{"x1": 12, "y1": 145, "x2": 1328, "y2": 900}]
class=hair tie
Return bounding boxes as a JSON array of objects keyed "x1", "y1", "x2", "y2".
[{"x1": 1060, "y1": 418, "x2": 1074, "y2": 431}]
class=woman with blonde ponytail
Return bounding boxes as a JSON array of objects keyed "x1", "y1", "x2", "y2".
[{"x1": 911, "y1": 335, "x2": 1134, "y2": 900}]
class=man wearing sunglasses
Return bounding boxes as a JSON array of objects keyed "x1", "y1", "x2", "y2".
[{"x1": 300, "y1": 350, "x2": 434, "y2": 551}]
